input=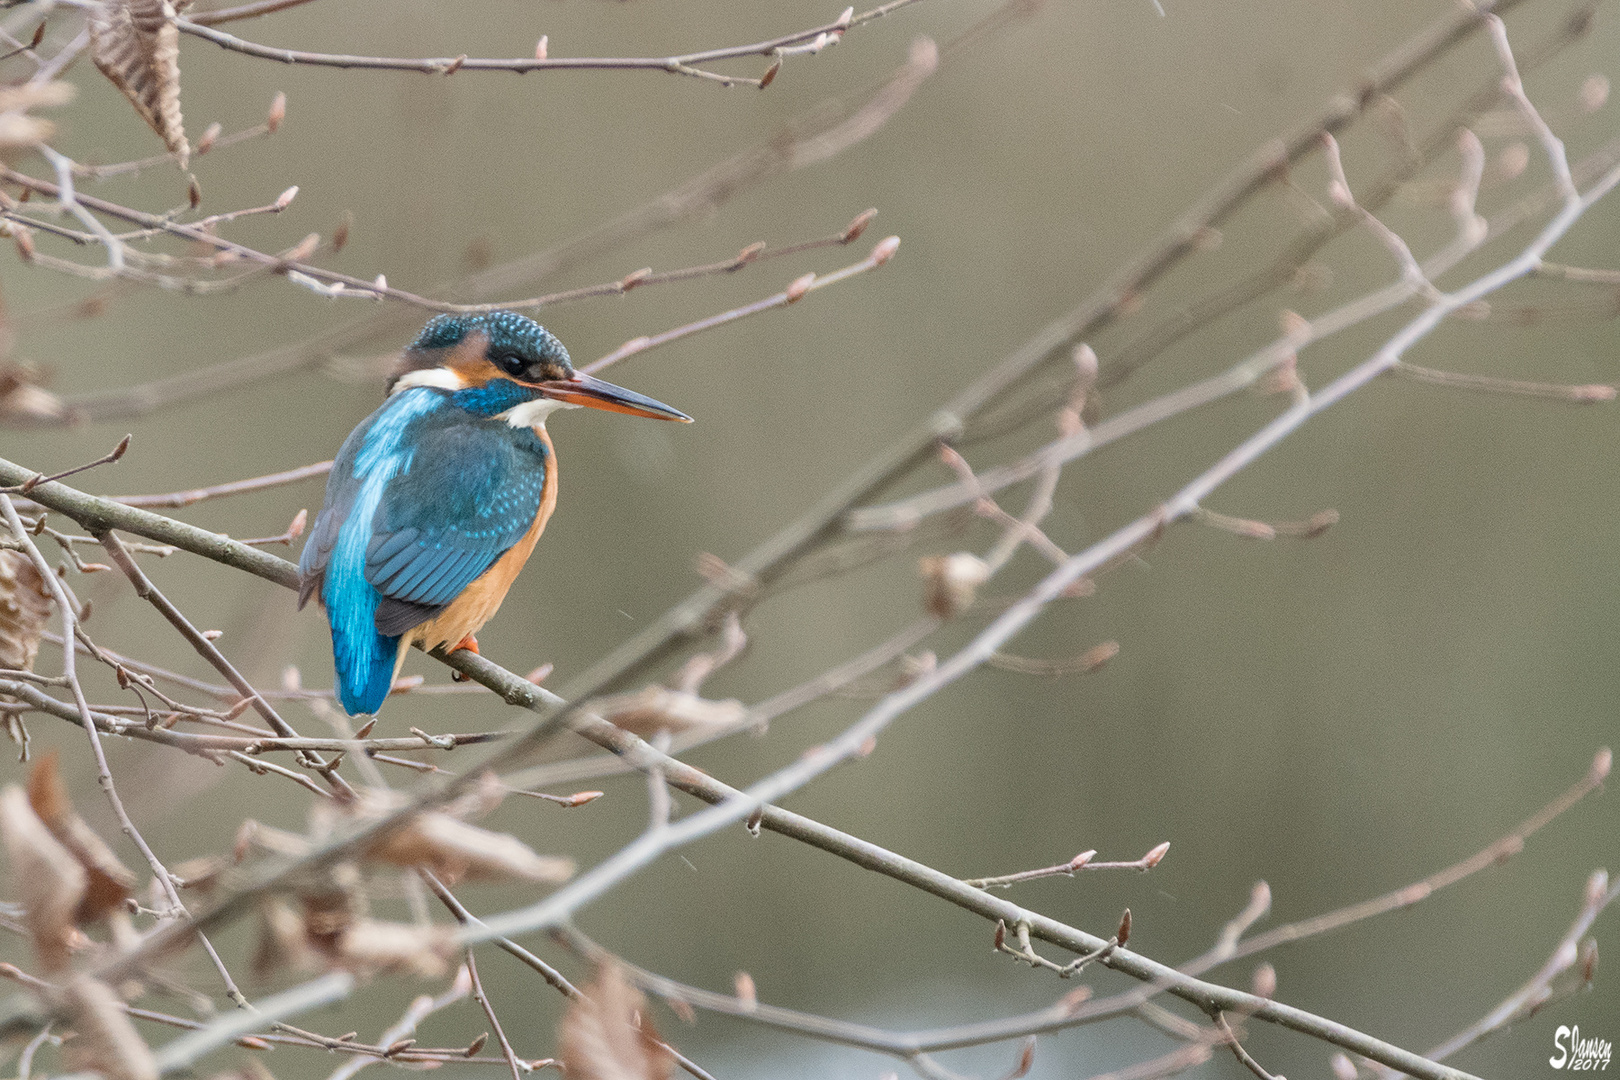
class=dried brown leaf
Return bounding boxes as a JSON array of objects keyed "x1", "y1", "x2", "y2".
[
  {"x1": 367, "y1": 812, "x2": 574, "y2": 884},
  {"x1": 0, "y1": 365, "x2": 65, "y2": 422},
  {"x1": 0, "y1": 114, "x2": 54, "y2": 153},
  {"x1": 168, "y1": 853, "x2": 225, "y2": 893},
  {"x1": 0, "y1": 785, "x2": 85, "y2": 972},
  {"x1": 233, "y1": 818, "x2": 313, "y2": 861},
  {"x1": 89, "y1": 0, "x2": 189, "y2": 167},
  {"x1": 560, "y1": 960, "x2": 672, "y2": 1080},
  {"x1": 252, "y1": 897, "x2": 317, "y2": 979},
  {"x1": 0, "y1": 83, "x2": 73, "y2": 155},
  {"x1": 0, "y1": 551, "x2": 52, "y2": 693},
  {"x1": 300, "y1": 884, "x2": 363, "y2": 950},
  {"x1": 440, "y1": 769, "x2": 507, "y2": 821},
  {"x1": 28, "y1": 752, "x2": 136, "y2": 923},
  {"x1": 593, "y1": 687, "x2": 747, "y2": 738},
  {"x1": 62, "y1": 975, "x2": 158, "y2": 1080},
  {"x1": 0, "y1": 80, "x2": 72, "y2": 157},
  {"x1": 0, "y1": 82, "x2": 76, "y2": 115},
  {"x1": 333, "y1": 919, "x2": 455, "y2": 979}
]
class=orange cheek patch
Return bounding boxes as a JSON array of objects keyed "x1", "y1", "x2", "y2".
[{"x1": 444, "y1": 332, "x2": 501, "y2": 386}]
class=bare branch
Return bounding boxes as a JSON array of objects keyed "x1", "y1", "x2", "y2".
[{"x1": 175, "y1": 0, "x2": 924, "y2": 88}]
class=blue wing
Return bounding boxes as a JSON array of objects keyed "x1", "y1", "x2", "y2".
[
  {"x1": 365, "y1": 420, "x2": 547, "y2": 634},
  {"x1": 298, "y1": 388, "x2": 547, "y2": 714}
]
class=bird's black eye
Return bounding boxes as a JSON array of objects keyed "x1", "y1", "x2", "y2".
[{"x1": 492, "y1": 352, "x2": 527, "y2": 378}]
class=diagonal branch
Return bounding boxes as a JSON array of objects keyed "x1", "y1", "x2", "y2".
[{"x1": 0, "y1": 461, "x2": 1500, "y2": 1080}]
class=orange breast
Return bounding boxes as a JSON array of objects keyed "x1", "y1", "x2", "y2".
[{"x1": 405, "y1": 425, "x2": 559, "y2": 655}]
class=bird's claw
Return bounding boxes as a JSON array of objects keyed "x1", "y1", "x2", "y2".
[{"x1": 449, "y1": 635, "x2": 480, "y2": 682}]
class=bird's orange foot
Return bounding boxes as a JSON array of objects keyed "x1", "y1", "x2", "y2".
[{"x1": 449, "y1": 635, "x2": 480, "y2": 682}]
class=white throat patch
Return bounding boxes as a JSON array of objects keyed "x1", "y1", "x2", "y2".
[{"x1": 499, "y1": 396, "x2": 581, "y2": 429}]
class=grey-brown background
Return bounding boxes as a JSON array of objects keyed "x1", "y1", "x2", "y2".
[{"x1": 4, "y1": 1, "x2": 1618, "y2": 1076}]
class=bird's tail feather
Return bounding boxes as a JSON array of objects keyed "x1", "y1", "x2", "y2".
[{"x1": 333, "y1": 625, "x2": 401, "y2": 716}]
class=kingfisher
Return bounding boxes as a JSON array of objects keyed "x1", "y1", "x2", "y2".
[{"x1": 298, "y1": 311, "x2": 692, "y2": 716}]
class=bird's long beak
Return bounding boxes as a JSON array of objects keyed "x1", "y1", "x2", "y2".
[{"x1": 540, "y1": 373, "x2": 693, "y2": 422}]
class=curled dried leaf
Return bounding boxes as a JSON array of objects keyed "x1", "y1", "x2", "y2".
[
  {"x1": 28, "y1": 752, "x2": 136, "y2": 923},
  {"x1": 168, "y1": 853, "x2": 226, "y2": 893},
  {"x1": 440, "y1": 769, "x2": 507, "y2": 821},
  {"x1": 258, "y1": 885, "x2": 451, "y2": 977},
  {"x1": 334, "y1": 919, "x2": 456, "y2": 979},
  {"x1": 593, "y1": 687, "x2": 747, "y2": 738},
  {"x1": 299, "y1": 875, "x2": 366, "y2": 950},
  {"x1": 252, "y1": 897, "x2": 318, "y2": 979},
  {"x1": 0, "y1": 364, "x2": 65, "y2": 421},
  {"x1": 367, "y1": 812, "x2": 574, "y2": 884},
  {"x1": 0, "y1": 82, "x2": 73, "y2": 154},
  {"x1": 0, "y1": 785, "x2": 86, "y2": 973},
  {"x1": 89, "y1": 0, "x2": 188, "y2": 167},
  {"x1": 233, "y1": 818, "x2": 313, "y2": 861},
  {"x1": 0, "y1": 551, "x2": 52, "y2": 697},
  {"x1": 0, "y1": 82, "x2": 76, "y2": 115},
  {"x1": 0, "y1": 114, "x2": 54, "y2": 154},
  {"x1": 62, "y1": 975, "x2": 158, "y2": 1080},
  {"x1": 560, "y1": 960, "x2": 672, "y2": 1080}
]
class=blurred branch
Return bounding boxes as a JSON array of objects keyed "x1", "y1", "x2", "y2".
[
  {"x1": 188, "y1": 0, "x2": 323, "y2": 25},
  {"x1": 1192, "y1": 748, "x2": 1613, "y2": 975},
  {"x1": 68, "y1": 116, "x2": 277, "y2": 179},
  {"x1": 457, "y1": 61, "x2": 1620, "y2": 1072},
  {"x1": 1392, "y1": 361, "x2": 1616, "y2": 400},
  {"x1": 148, "y1": 972, "x2": 353, "y2": 1075},
  {"x1": 111, "y1": 459, "x2": 333, "y2": 508}
]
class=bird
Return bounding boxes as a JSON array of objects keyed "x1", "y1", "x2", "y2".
[{"x1": 298, "y1": 310, "x2": 692, "y2": 716}]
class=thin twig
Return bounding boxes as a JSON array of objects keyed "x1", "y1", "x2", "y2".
[
  {"x1": 112, "y1": 459, "x2": 333, "y2": 508},
  {"x1": 174, "y1": 0, "x2": 923, "y2": 86},
  {"x1": 464, "y1": 951, "x2": 524, "y2": 1080},
  {"x1": 1190, "y1": 748, "x2": 1612, "y2": 973},
  {"x1": 1213, "y1": 1012, "x2": 1283, "y2": 1080},
  {"x1": 965, "y1": 843, "x2": 1170, "y2": 889}
]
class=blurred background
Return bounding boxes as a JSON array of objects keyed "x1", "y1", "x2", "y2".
[{"x1": 3, "y1": 0, "x2": 1618, "y2": 1076}]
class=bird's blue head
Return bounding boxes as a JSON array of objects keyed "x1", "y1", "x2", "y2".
[{"x1": 388, "y1": 310, "x2": 691, "y2": 424}]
